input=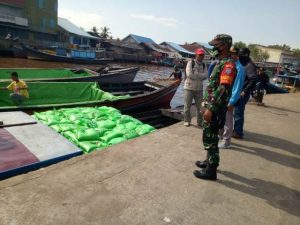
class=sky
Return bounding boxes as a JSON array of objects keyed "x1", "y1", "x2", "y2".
[{"x1": 58, "y1": 0, "x2": 300, "y2": 49}]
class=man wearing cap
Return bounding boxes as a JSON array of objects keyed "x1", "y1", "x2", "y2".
[
  {"x1": 193, "y1": 34, "x2": 236, "y2": 180},
  {"x1": 183, "y1": 48, "x2": 207, "y2": 127},
  {"x1": 219, "y1": 47, "x2": 246, "y2": 149}
]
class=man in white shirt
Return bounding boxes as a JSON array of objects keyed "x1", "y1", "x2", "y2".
[{"x1": 183, "y1": 48, "x2": 207, "y2": 126}]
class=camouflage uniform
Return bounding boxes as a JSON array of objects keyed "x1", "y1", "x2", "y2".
[{"x1": 202, "y1": 50, "x2": 236, "y2": 167}]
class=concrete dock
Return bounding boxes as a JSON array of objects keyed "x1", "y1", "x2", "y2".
[{"x1": 0, "y1": 94, "x2": 299, "y2": 225}]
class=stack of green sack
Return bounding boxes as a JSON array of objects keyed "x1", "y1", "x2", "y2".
[{"x1": 32, "y1": 106, "x2": 155, "y2": 153}]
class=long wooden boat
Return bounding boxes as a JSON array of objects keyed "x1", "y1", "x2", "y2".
[
  {"x1": 266, "y1": 82, "x2": 289, "y2": 94},
  {"x1": 0, "y1": 67, "x2": 139, "y2": 83},
  {"x1": 0, "y1": 80, "x2": 181, "y2": 113},
  {"x1": 11, "y1": 44, "x2": 27, "y2": 58},
  {"x1": 22, "y1": 45, "x2": 113, "y2": 64}
]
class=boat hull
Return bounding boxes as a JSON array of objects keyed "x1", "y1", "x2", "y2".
[
  {"x1": 0, "y1": 67, "x2": 139, "y2": 83},
  {"x1": 0, "y1": 80, "x2": 181, "y2": 114},
  {"x1": 11, "y1": 45, "x2": 27, "y2": 58},
  {"x1": 23, "y1": 45, "x2": 113, "y2": 64}
]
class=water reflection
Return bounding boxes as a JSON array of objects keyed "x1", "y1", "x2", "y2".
[{"x1": 0, "y1": 57, "x2": 184, "y2": 107}]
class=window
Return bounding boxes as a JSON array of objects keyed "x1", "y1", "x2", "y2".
[
  {"x1": 37, "y1": 0, "x2": 44, "y2": 9},
  {"x1": 53, "y1": 3, "x2": 58, "y2": 12},
  {"x1": 40, "y1": 17, "x2": 47, "y2": 30},
  {"x1": 49, "y1": 19, "x2": 55, "y2": 28}
]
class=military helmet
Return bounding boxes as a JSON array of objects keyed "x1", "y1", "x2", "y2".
[{"x1": 209, "y1": 34, "x2": 232, "y2": 46}]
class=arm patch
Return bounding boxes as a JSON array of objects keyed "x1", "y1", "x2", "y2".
[{"x1": 220, "y1": 62, "x2": 235, "y2": 85}]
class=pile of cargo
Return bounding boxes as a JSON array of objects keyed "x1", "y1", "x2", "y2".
[{"x1": 33, "y1": 106, "x2": 155, "y2": 153}]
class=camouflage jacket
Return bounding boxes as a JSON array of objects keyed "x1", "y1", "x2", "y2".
[{"x1": 203, "y1": 57, "x2": 236, "y2": 112}]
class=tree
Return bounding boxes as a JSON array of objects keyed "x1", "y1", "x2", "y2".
[
  {"x1": 88, "y1": 26, "x2": 100, "y2": 38},
  {"x1": 248, "y1": 45, "x2": 269, "y2": 62},
  {"x1": 268, "y1": 44, "x2": 291, "y2": 51},
  {"x1": 100, "y1": 26, "x2": 111, "y2": 39},
  {"x1": 292, "y1": 48, "x2": 300, "y2": 57},
  {"x1": 234, "y1": 41, "x2": 247, "y2": 49}
]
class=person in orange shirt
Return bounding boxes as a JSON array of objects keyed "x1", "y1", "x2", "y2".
[{"x1": 0, "y1": 72, "x2": 29, "y2": 105}]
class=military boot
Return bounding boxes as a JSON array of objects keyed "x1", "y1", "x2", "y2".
[
  {"x1": 193, "y1": 164, "x2": 217, "y2": 180},
  {"x1": 195, "y1": 152, "x2": 209, "y2": 168},
  {"x1": 195, "y1": 160, "x2": 208, "y2": 168}
]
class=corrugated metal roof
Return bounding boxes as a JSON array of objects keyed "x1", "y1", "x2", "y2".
[
  {"x1": 144, "y1": 43, "x2": 170, "y2": 54},
  {"x1": 58, "y1": 17, "x2": 98, "y2": 39},
  {"x1": 181, "y1": 44, "x2": 209, "y2": 54},
  {"x1": 129, "y1": 34, "x2": 156, "y2": 44},
  {"x1": 162, "y1": 42, "x2": 195, "y2": 55},
  {"x1": 196, "y1": 42, "x2": 212, "y2": 49}
]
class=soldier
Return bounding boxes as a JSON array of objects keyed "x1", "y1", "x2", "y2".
[{"x1": 193, "y1": 34, "x2": 236, "y2": 180}]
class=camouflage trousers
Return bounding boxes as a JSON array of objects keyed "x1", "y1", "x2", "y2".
[{"x1": 202, "y1": 109, "x2": 227, "y2": 167}]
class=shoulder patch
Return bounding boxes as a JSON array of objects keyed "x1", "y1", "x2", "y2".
[{"x1": 220, "y1": 62, "x2": 236, "y2": 85}]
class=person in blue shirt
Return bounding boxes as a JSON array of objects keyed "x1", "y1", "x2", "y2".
[
  {"x1": 218, "y1": 47, "x2": 246, "y2": 148},
  {"x1": 207, "y1": 57, "x2": 217, "y2": 78}
]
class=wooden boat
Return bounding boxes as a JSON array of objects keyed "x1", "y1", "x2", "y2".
[
  {"x1": 0, "y1": 67, "x2": 139, "y2": 83},
  {"x1": 22, "y1": 45, "x2": 113, "y2": 64},
  {"x1": 266, "y1": 82, "x2": 289, "y2": 94},
  {"x1": 0, "y1": 80, "x2": 181, "y2": 113},
  {"x1": 272, "y1": 74, "x2": 300, "y2": 93},
  {"x1": 11, "y1": 44, "x2": 26, "y2": 58}
]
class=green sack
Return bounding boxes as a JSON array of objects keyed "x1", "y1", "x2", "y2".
[
  {"x1": 117, "y1": 115, "x2": 136, "y2": 124},
  {"x1": 125, "y1": 122, "x2": 139, "y2": 130},
  {"x1": 63, "y1": 131, "x2": 78, "y2": 144},
  {"x1": 50, "y1": 124, "x2": 61, "y2": 132},
  {"x1": 87, "y1": 120, "x2": 98, "y2": 128},
  {"x1": 124, "y1": 130, "x2": 139, "y2": 139},
  {"x1": 33, "y1": 112, "x2": 48, "y2": 122},
  {"x1": 94, "y1": 128, "x2": 108, "y2": 138},
  {"x1": 59, "y1": 124, "x2": 77, "y2": 132},
  {"x1": 46, "y1": 116, "x2": 60, "y2": 126},
  {"x1": 60, "y1": 118, "x2": 71, "y2": 124},
  {"x1": 97, "y1": 106, "x2": 120, "y2": 114},
  {"x1": 96, "y1": 120, "x2": 116, "y2": 129},
  {"x1": 108, "y1": 111, "x2": 122, "y2": 121},
  {"x1": 101, "y1": 131, "x2": 124, "y2": 143},
  {"x1": 73, "y1": 118, "x2": 91, "y2": 125},
  {"x1": 135, "y1": 124, "x2": 155, "y2": 135},
  {"x1": 108, "y1": 137, "x2": 127, "y2": 145},
  {"x1": 113, "y1": 124, "x2": 127, "y2": 132},
  {"x1": 78, "y1": 141, "x2": 99, "y2": 153},
  {"x1": 68, "y1": 114, "x2": 82, "y2": 122},
  {"x1": 77, "y1": 128, "x2": 100, "y2": 141}
]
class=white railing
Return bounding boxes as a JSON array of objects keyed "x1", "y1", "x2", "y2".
[{"x1": 0, "y1": 14, "x2": 28, "y2": 26}]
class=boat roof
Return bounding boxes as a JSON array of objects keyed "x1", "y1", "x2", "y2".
[{"x1": 58, "y1": 17, "x2": 98, "y2": 39}]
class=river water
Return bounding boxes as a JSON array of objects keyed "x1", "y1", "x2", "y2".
[{"x1": 0, "y1": 57, "x2": 184, "y2": 108}]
